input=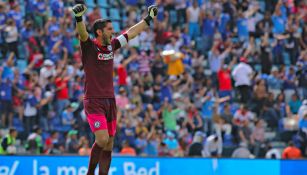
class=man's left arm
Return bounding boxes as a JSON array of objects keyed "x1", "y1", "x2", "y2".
[
  {"x1": 1, "y1": 137, "x2": 8, "y2": 151},
  {"x1": 113, "y1": 5, "x2": 158, "y2": 50},
  {"x1": 126, "y1": 5, "x2": 158, "y2": 40}
]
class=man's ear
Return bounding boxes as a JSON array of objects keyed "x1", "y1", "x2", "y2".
[{"x1": 96, "y1": 29, "x2": 102, "y2": 36}]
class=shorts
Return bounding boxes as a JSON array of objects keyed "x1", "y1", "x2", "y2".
[
  {"x1": 0, "y1": 100, "x2": 13, "y2": 114},
  {"x1": 83, "y1": 98, "x2": 117, "y2": 136}
]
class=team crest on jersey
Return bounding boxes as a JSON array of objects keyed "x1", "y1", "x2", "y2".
[
  {"x1": 94, "y1": 121, "x2": 101, "y2": 128},
  {"x1": 107, "y1": 45, "x2": 112, "y2": 51},
  {"x1": 98, "y1": 53, "x2": 104, "y2": 60}
]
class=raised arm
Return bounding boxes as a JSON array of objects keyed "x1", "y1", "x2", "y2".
[
  {"x1": 126, "y1": 5, "x2": 158, "y2": 40},
  {"x1": 72, "y1": 2, "x2": 89, "y2": 42}
]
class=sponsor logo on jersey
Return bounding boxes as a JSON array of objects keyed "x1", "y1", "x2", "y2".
[{"x1": 97, "y1": 52, "x2": 114, "y2": 61}]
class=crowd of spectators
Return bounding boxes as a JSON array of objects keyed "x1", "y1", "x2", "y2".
[{"x1": 0, "y1": 0, "x2": 306, "y2": 159}]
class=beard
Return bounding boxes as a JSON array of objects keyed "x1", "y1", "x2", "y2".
[{"x1": 102, "y1": 33, "x2": 111, "y2": 45}]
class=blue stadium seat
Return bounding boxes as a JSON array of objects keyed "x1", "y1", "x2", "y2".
[
  {"x1": 254, "y1": 64, "x2": 262, "y2": 72},
  {"x1": 87, "y1": 6, "x2": 94, "y2": 14},
  {"x1": 17, "y1": 60, "x2": 28, "y2": 73},
  {"x1": 169, "y1": 10, "x2": 177, "y2": 25},
  {"x1": 42, "y1": 132, "x2": 50, "y2": 141},
  {"x1": 196, "y1": 37, "x2": 204, "y2": 52},
  {"x1": 258, "y1": 1, "x2": 266, "y2": 12},
  {"x1": 86, "y1": 0, "x2": 96, "y2": 7},
  {"x1": 223, "y1": 134, "x2": 234, "y2": 147},
  {"x1": 113, "y1": 21, "x2": 121, "y2": 33},
  {"x1": 255, "y1": 38, "x2": 261, "y2": 46},
  {"x1": 109, "y1": 8, "x2": 120, "y2": 20},
  {"x1": 13, "y1": 117, "x2": 24, "y2": 132},
  {"x1": 100, "y1": 8, "x2": 108, "y2": 18},
  {"x1": 283, "y1": 52, "x2": 291, "y2": 66},
  {"x1": 97, "y1": 0, "x2": 109, "y2": 8}
]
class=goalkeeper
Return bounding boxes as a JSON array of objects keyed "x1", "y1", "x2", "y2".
[{"x1": 72, "y1": 1, "x2": 158, "y2": 175}]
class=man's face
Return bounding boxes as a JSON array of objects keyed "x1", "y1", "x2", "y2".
[
  {"x1": 101, "y1": 22, "x2": 114, "y2": 45},
  {"x1": 12, "y1": 131, "x2": 18, "y2": 138}
]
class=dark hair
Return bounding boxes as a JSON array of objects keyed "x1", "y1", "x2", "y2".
[
  {"x1": 51, "y1": 131, "x2": 58, "y2": 136},
  {"x1": 32, "y1": 125, "x2": 41, "y2": 133},
  {"x1": 213, "y1": 135, "x2": 218, "y2": 142},
  {"x1": 254, "y1": 119, "x2": 261, "y2": 126},
  {"x1": 92, "y1": 19, "x2": 112, "y2": 37},
  {"x1": 9, "y1": 128, "x2": 16, "y2": 134}
]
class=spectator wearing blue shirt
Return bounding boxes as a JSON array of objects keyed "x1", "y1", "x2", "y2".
[
  {"x1": 7, "y1": 5, "x2": 23, "y2": 29},
  {"x1": 21, "y1": 21, "x2": 34, "y2": 42},
  {"x1": 272, "y1": 9, "x2": 286, "y2": 35},
  {"x1": 201, "y1": 11, "x2": 216, "y2": 51},
  {"x1": 25, "y1": 0, "x2": 36, "y2": 18},
  {"x1": 20, "y1": 21, "x2": 34, "y2": 59},
  {"x1": 299, "y1": 114, "x2": 307, "y2": 129},
  {"x1": 61, "y1": 103, "x2": 77, "y2": 130},
  {"x1": 163, "y1": 131, "x2": 179, "y2": 151},
  {"x1": 236, "y1": 11, "x2": 249, "y2": 41},
  {"x1": 24, "y1": 89, "x2": 39, "y2": 135},
  {"x1": 156, "y1": 3, "x2": 165, "y2": 22},
  {"x1": 201, "y1": 91, "x2": 215, "y2": 134},
  {"x1": 120, "y1": 119, "x2": 136, "y2": 147},
  {"x1": 34, "y1": 0, "x2": 48, "y2": 28},
  {"x1": 146, "y1": 131, "x2": 159, "y2": 156},
  {"x1": 51, "y1": 0, "x2": 64, "y2": 19},
  {"x1": 267, "y1": 67, "x2": 283, "y2": 97},
  {"x1": 288, "y1": 94, "x2": 302, "y2": 115},
  {"x1": 296, "y1": 56, "x2": 307, "y2": 99},
  {"x1": 283, "y1": 66, "x2": 297, "y2": 102},
  {"x1": 218, "y1": 12, "x2": 230, "y2": 40},
  {"x1": 47, "y1": 25, "x2": 62, "y2": 50},
  {"x1": 0, "y1": 58, "x2": 14, "y2": 128},
  {"x1": 62, "y1": 23, "x2": 75, "y2": 56},
  {"x1": 135, "y1": 132, "x2": 148, "y2": 155}
]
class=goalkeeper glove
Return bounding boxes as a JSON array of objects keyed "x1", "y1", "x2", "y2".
[
  {"x1": 72, "y1": 3, "x2": 87, "y2": 22},
  {"x1": 144, "y1": 5, "x2": 158, "y2": 26}
]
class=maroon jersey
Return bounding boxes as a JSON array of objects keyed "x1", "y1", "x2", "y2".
[{"x1": 80, "y1": 34, "x2": 128, "y2": 99}]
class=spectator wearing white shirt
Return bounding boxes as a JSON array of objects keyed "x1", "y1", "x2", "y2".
[
  {"x1": 233, "y1": 104, "x2": 255, "y2": 127},
  {"x1": 204, "y1": 134, "x2": 223, "y2": 157},
  {"x1": 186, "y1": 0, "x2": 200, "y2": 40},
  {"x1": 232, "y1": 142, "x2": 254, "y2": 158},
  {"x1": 232, "y1": 105, "x2": 255, "y2": 144},
  {"x1": 232, "y1": 57, "x2": 253, "y2": 103},
  {"x1": 4, "y1": 19, "x2": 19, "y2": 58},
  {"x1": 39, "y1": 59, "x2": 56, "y2": 88},
  {"x1": 265, "y1": 144, "x2": 281, "y2": 159}
]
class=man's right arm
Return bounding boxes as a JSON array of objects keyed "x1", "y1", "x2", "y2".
[
  {"x1": 76, "y1": 19, "x2": 88, "y2": 42},
  {"x1": 72, "y1": 3, "x2": 88, "y2": 42}
]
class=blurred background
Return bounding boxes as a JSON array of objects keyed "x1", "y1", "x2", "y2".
[{"x1": 0, "y1": 0, "x2": 306, "y2": 169}]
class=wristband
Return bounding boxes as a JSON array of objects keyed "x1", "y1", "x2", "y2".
[
  {"x1": 75, "y1": 16, "x2": 83, "y2": 22},
  {"x1": 144, "y1": 15, "x2": 152, "y2": 26}
]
